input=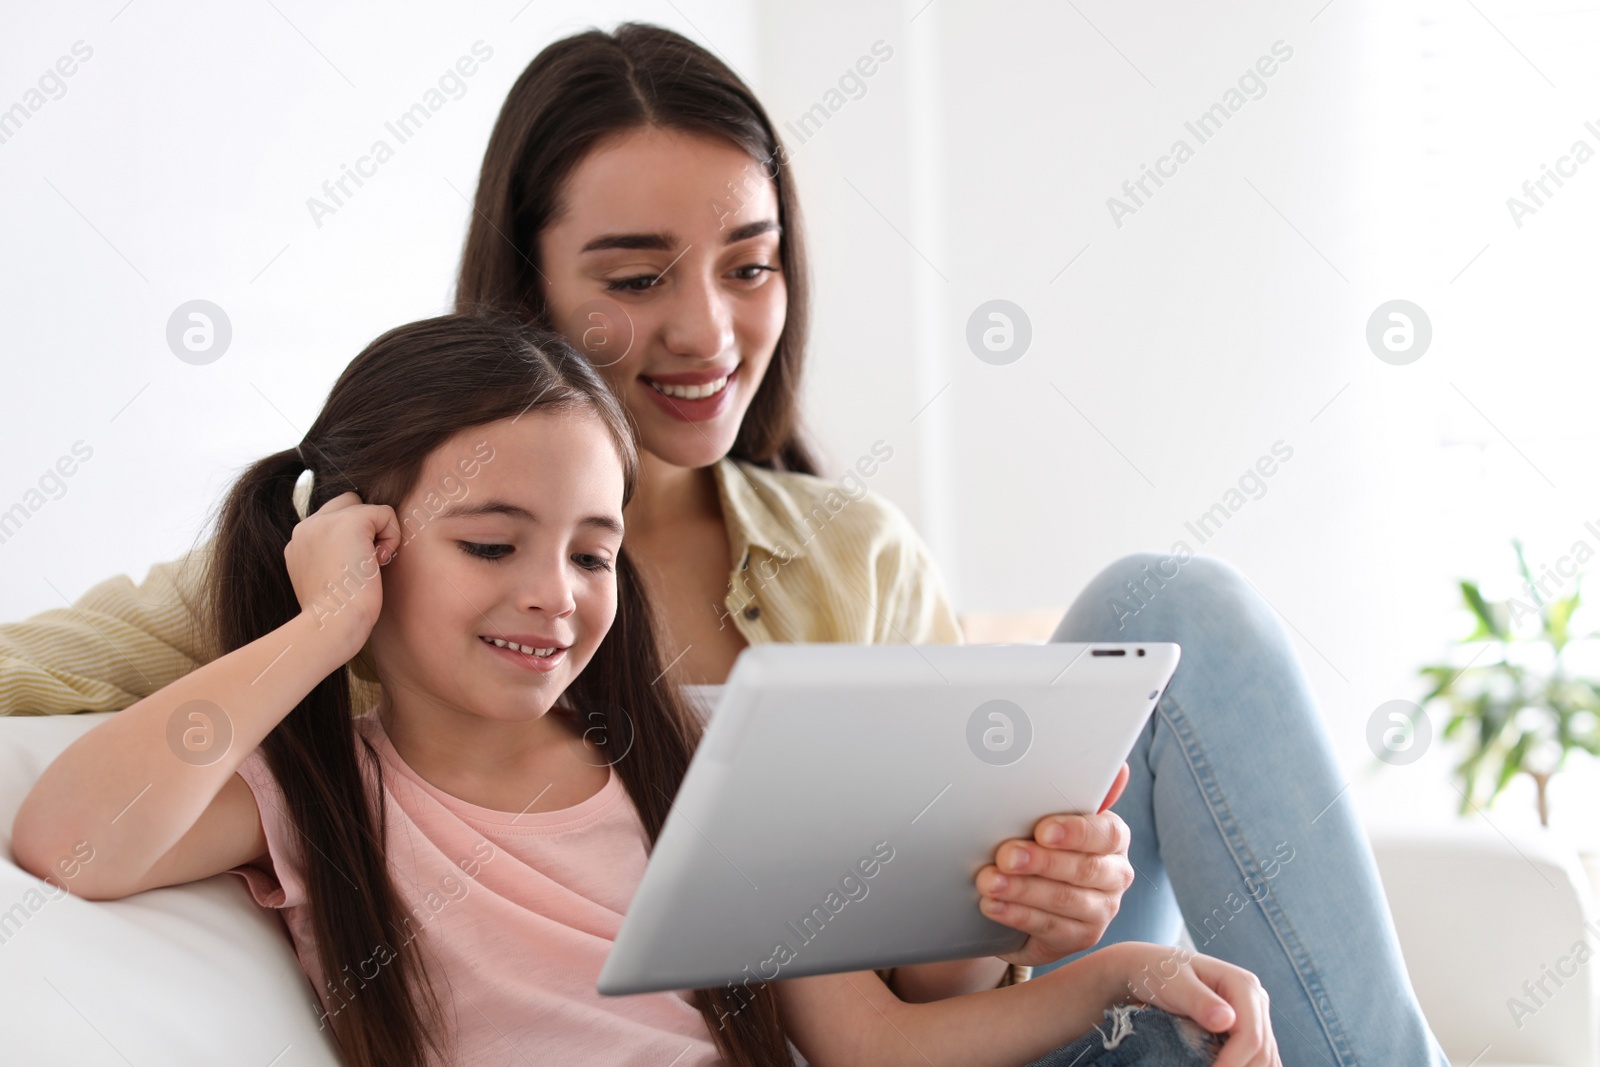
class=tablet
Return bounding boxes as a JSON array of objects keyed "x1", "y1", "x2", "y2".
[{"x1": 597, "y1": 641, "x2": 1179, "y2": 996}]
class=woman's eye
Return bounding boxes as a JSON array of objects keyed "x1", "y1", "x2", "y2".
[
  {"x1": 605, "y1": 274, "x2": 661, "y2": 293},
  {"x1": 730, "y1": 264, "x2": 778, "y2": 282},
  {"x1": 574, "y1": 554, "x2": 614, "y2": 573},
  {"x1": 459, "y1": 541, "x2": 513, "y2": 562}
]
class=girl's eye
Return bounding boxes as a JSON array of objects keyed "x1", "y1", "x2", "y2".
[
  {"x1": 730, "y1": 263, "x2": 779, "y2": 282},
  {"x1": 459, "y1": 541, "x2": 513, "y2": 562},
  {"x1": 574, "y1": 554, "x2": 614, "y2": 573},
  {"x1": 605, "y1": 274, "x2": 661, "y2": 293}
]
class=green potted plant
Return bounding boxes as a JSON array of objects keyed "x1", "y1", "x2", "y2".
[{"x1": 1418, "y1": 540, "x2": 1600, "y2": 827}]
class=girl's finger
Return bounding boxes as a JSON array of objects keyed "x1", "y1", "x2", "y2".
[
  {"x1": 1148, "y1": 960, "x2": 1235, "y2": 1035},
  {"x1": 368, "y1": 505, "x2": 402, "y2": 564},
  {"x1": 1207, "y1": 972, "x2": 1269, "y2": 1067},
  {"x1": 1213, "y1": 1022, "x2": 1256, "y2": 1067},
  {"x1": 1260, "y1": 985, "x2": 1279, "y2": 1067},
  {"x1": 312, "y1": 490, "x2": 364, "y2": 515}
]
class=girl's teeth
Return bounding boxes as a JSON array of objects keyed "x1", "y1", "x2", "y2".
[
  {"x1": 647, "y1": 374, "x2": 729, "y2": 400},
  {"x1": 484, "y1": 637, "x2": 556, "y2": 657}
]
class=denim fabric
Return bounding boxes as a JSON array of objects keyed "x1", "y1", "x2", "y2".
[
  {"x1": 1023, "y1": 1006, "x2": 1221, "y2": 1066},
  {"x1": 1032, "y1": 554, "x2": 1448, "y2": 1067}
]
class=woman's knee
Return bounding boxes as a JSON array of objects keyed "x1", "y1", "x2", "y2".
[
  {"x1": 1057, "y1": 551, "x2": 1265, "y2": 643},
  {"x1": 1103, "y1": 551, "x2": 1252, "y2": 605}
]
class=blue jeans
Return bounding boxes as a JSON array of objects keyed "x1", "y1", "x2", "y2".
[
  {"x1": 1024, "y1": 1006, "x2": 1221, "y2": 1066},
  {"x1": 1032, "y1": 554, "x2": 1448, "y2": 1067}
]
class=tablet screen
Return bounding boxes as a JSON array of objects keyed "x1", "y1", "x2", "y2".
[{"x1": 601, "y1": 642, "x2": 1179, "y2": 995}]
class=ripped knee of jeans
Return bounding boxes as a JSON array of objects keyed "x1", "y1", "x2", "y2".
[
  {"x1": 1095, "y1": 1003, "x2": 1143, "y2": 1049},
  {"x1": 1094, "y1": 1004, "x2": 1225, "y2": 1062}
]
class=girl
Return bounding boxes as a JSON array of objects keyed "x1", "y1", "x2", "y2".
[
  {"x1": 11, "y1": 313, "x2": 1276, "y2": 1066},
  {"x1": 1, "y1": 20, "x2": 1445, "y2": 1065}
]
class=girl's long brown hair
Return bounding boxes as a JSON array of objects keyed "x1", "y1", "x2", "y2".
[
  {"x1": 456, "y1": 20, "x2": 820, "y2": 476},
  {"x1": 206, "y1": 313, "x2": 792, "y2": 1066}
]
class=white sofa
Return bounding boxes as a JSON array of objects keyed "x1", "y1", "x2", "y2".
[
  {"x1": 1, "y1": 712, "x2": 343, "y2": 1066},
  {"x1": 4, "y1": 712, "x2": 1596, "y2": 1066},
  {"x1": 1370, "y1": 824, "x2": 1599, "y2": 1067}
]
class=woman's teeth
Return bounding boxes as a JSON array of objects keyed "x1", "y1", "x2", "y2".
[
  {"x1": 482, "y1": 636, "x2": 558, "y2": 657},
  {"x1": 646, "y1": 373, "x2": 730, "y2": 400}
]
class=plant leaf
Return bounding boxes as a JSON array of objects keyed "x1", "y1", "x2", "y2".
[{"x1": 1460, "y1": 581, "x2": 1507, "y2": 641}]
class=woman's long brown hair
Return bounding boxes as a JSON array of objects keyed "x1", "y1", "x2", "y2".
[
  {"x1": 456, "y1": 21, "x2": 820, "y2": 476},
  {"x1": 205, "y1": 313, "x2": 793, "y2": 1066}
]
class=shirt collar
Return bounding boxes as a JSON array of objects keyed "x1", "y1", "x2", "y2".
[{"x1": 712, "y1": 456, "x2": 809, "y2": 567}]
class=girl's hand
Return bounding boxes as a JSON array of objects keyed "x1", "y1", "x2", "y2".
[
  {"x1": 978, "y1": 763, "x2": 1136, "y2": 966},
  {"x1": 1106, "y1": 942, "x2": 1280, "y2": 1067},
  {"x1": 284, "y1": 491, "x2": 402, "y2": 660}
]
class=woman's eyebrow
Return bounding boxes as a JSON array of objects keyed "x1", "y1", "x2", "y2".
[
  {"x1": 579, "y1": 218, "x2": 779, "y2": 253},
  {"x1": 582, "y1": 231, "x2": 677, "y2": 253},
  {"x1": 437, "y1": 499, "x2": 623, "y2": 536},
  {"x1": 723, "y1": 219, "x2": 780, "y2": 243}
]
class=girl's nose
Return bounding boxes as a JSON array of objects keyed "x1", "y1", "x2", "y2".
[{"x1": 519, "y1": 558, "x2": 577, "y2": 617}]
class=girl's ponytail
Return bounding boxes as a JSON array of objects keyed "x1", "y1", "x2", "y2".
[
  {"x1": 210, "y1": 447, "x2": 307, "y2": 634},
  {"x1": 207, "y1": 446, "x2": 449, "y2": 1067}
]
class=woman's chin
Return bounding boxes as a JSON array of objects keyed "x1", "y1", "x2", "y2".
[{"x1": 638, "y1": 420, "x2": 743, "y2": 469}]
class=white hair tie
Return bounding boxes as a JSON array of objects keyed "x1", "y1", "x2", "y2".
[{"x1": 292, "y1": 446, "x2": 315, "y2": 521}]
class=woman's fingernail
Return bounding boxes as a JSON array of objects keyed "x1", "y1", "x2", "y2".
[
  {"x1": 1206, "y1": 1005, "x2": 1231, "y2": 1028},
  {"x1": 1004, "y1": 846, "x2": 1030, "y2": 871},
  {"x1": 1042, "y1": 823, "x2": 1065, "y2": 845},
  {"x1": 987, "y1": 873, "x2": 1009, "y2": 893},
  {"x1": 982, "y1": 898, "x2": 1006, "y2": 916}
]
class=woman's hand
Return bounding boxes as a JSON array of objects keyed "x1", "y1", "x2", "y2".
[
  {"x1": 1102, "y1": 942, "x2": 1280, "y2": 1067},
  {"x1": 976, "y1": 763, "x2": 1136, "y2": 967},
  {"x1": 284, "y1": 491, "x2": 402, "y2": 661}
]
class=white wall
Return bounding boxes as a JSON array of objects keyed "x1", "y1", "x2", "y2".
[
  {"x1": 758, "y1": 0, "x2": 1600, "y2": 834},
  {"x1": 5, "y1": 1, "x2": 1599, "y2": 832}
]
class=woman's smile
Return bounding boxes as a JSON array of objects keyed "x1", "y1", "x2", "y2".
[{"x1": 639, "y1": 361, "x2": 740, "y2": 422}]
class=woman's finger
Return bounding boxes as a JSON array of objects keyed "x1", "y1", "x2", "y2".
[
  {"x1": 1032, "y1": 810, "x2": 1132, "y2": 856},
  {"x1": 1099, "y1": 762, "x2": 1131, "y2": 813},
  {"x1": 977, "y1": 896, "x2": 1097, "y2": 956},
  {"x1": 993, "y1": 837, "x2": 1134, "y2": 896},
  {"x1": 977, "y1": 864, "x2": 1122, "y2": 924}
]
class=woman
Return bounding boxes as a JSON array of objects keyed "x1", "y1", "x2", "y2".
[{"x1": 0, "y1": 21, "x2": 1442, "y2": 1066}]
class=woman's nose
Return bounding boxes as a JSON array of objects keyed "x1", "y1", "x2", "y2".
[{"x1": 660, "y1": 266, "x2": 735, "y2": 360}]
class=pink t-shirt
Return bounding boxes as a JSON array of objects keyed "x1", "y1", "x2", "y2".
[{"x1": 226, "y1": 708, "x2": 723, "y2": 1067}]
